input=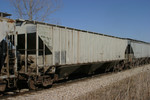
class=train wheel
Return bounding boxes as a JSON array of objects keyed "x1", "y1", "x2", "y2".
[
  {"x1": 42, "y1": 77, "x2": 53, "y2": 87},
  {"x1": 0, "y1": 83, "x2": 6, "y2": 92},
  {"x1": 28, "y1": 79, "x2": 37, "y2": 90}
]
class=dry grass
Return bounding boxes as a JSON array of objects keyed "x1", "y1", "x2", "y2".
[{"x1": 75, "y1": 69, "x2": 150, "y2": 100}]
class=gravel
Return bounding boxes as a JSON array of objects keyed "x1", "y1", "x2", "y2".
[{"x1": 5, "y1": 64, "x2": 150, "y2": 100}]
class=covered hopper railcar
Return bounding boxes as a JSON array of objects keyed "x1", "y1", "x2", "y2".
[
  {"x1": 0, "y1": 14, "x2": 17, "y2": 92},
  {"x1": 15, "y1": 20, "x2": 133, "y2": 89},
  {"x1": 127, "y1": 39, "x2": 150, "y2": 65}
]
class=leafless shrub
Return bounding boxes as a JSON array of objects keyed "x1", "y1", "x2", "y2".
[{"x1": 9, "y1": 0, "x2": 62, "y2": 21}]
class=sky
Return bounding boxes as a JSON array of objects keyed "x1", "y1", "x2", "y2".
[{"x1": 0, "y1": 0, "x2": 150, "y2": 42}]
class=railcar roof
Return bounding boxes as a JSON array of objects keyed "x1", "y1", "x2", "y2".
[
  {"x1": 0, "y1": 12, "x2": 11, "y2": 17},
  {"x1": 125, "y1": 38, "x2": 150, "y2": 45},
  {"x1": 0, "y1": 17, "x2": 15, "y2": 23},
  {"x1": 16, "y1": 19, "x2": 150, "y2": 45}
]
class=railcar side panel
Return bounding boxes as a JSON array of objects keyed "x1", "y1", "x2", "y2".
[
  {"x1": 131, "y1": 42, "x2": 150, "y2": 58},
  {"x1": 36, "y1": 24, "x2": 128, "y2": 66}
]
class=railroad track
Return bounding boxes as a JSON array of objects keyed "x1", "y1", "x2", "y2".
[
  {"x1": 0, "y1": 65, "x2": 145, "y2": 100},
  {"x1": 0, "y1": 71, "x2": 114, "y2": 99}
]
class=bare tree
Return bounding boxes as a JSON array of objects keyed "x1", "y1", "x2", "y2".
[{"x1": 10, "y1": 0, "x2": 61, "y2": 21}]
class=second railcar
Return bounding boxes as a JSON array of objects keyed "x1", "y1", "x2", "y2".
[{"x1": 128, "y1": 39, "x2": 150, "y2": 65}]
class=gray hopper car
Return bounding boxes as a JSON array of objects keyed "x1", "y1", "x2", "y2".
[
  {"x1": 0, "y1": 16, "x2": 17, "y2": 91},
  {"x1": 131, "y1": 40, "x2": 150, "y2": 58},
  {"x1": 127, "y1": 39, "x2": 150, "y2": 65}
]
